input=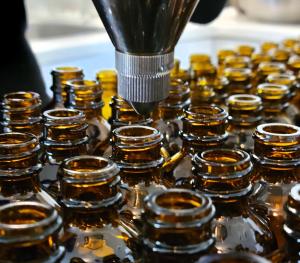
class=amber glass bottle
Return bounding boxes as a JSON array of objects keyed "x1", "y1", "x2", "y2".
[
  {"x1": 0, "y1": 91, "x2": 43, "y2": 139},
  {"x1": 111, "y1": 125, "x2": 172, "y2": 222},
  {"x1": 172, "y1": 105, "x2": 228, "y2": 181},
  {"x1": 237, "y1": 45, "x2": 255, "y2": 57},
  {"x1": 293, "y1": 43, "x2": 300, "y2": 56},
  {"x1": 257, "y1": 83, "x2": 296, "y2": 124},
  {"x1": 59, "y1": 155, "x2": 138, "y2": 262},
  {"x1": 48, "y1": 66, "x2": 84, "y2": 109},
  {"x1": 0, "y1": 201, "x2": 64, "y2": 262},
  {"x1": 252, "y1": 123, "x2": 300, "y2": 247},
  {"x1": 261, "y1": 42, "x2": 279, "y2": 54},
  {"x1": 251, "y1": 53, "x2": 272, "y2": 71},
  {"x1": 193, "y1": 148, "x2": 277, "y2": 256},
  {"x1": 226, "y1": 94, "x2": 262, "y2": 152},
  {"x1": 224, "y1": 55, "x2": 251, "y2": 69},
  {"x1": 141, "y1": 189, "x2": 215, "y2": 263},
  {"x1": 0, "y1": 132, "x2": 58, "y2": 208},
  {"x1": 190, "y1": 62, "x2": 217, "y2": 90},
  {"x1": 154, "y1": 79, "x2": 190, "y2": 155},
  {"x1": 66, "y1": 79, "x2": 110, "y2": 155},
  {"x1": 283, "y1": 184, "x2": 300, "y2": 262},
  {"x1": 217, "y1": 49, "x2": 236, "y2": 76},
  {"x1": 269, "y1": 48, "x2": 290, "y2": 64},
  {"x1": 255, "y1": 62, "x2": 286, "y2": 86},
  {"x1": 197, "y1": 253, "x2": 270, "y2": 263},
  {"x1": 224, "y1": 68, "x2": 253, "y2": 95},
  {"x1": 282, "y1": 38, "x2": 299, "y2": 50},
  {"x1": 96, "y1": 69, "x2": 117, "y2": 120},
  {"x1": 40, "y1": 109, "x2": 88, "y2": 197},
  {"x1": 170, "y1": 59, "x2": 190, "y2": 83}
]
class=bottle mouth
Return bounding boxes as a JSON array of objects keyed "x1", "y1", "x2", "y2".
[
  {"x1": 184, "y1": 105, "x2": 228, "y2": 122},
  {"x1": 2, "y1": 91, "x2": 42, "y2": 111},
  {"x1": 217, "y1": 49, "x2": 236, "y2": 64},
  {"x1": 224, "y1": 56, "x2": 251, "y2": 69},
  {"x1": 237, "y1": 45, "x2": 255, "y2": 57},
  {"x1": 228, "y1": 94, "x2": 262, "y2": 108},
  {"x1": 258, "y1": 62, "x2": 286, "y2": 74},
  {"x1": 145, "y1": 188, "x2": 215, "y2": 224},
  {"x1": 193, "y1": 149, "x2": 252, "y2": 179},
  {"x1": 113, "y1": 125, "x2": 162, "y2": 147},
  {"x1": 224, "y1": 67, "x2": 252, "y2": 81},
  {"x1": 267, "y1": 73, "x2": 296, "y2": 86},
  {"x1": 257, "y1": 83, "x2": 289, "y2": 99},
  {"x1": 256, "y1": 123, "x2": 300, "y2": 138},
  {"x1": 96, "y1": 69, "x2": 117, "y2": 84},
  {"x1": 0, "y1": 132, "x2": 39, "y2": 157},
  {"x1": 62, "y1": 155, "x2": 119, "y2": 182},
  {"x1": 0, "y1": 201, "x2": 61, "y2": 244},
  {"x1": 51, "y1": 66, "x2": 84, "y2": 79},
  {"x1": 43, "y1": 109, "x2": 86, "y2": 123}
]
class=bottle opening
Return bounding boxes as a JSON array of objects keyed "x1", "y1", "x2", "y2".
[
  {"x1": 52, "y1": 66, "x2": 83, "y2": 75},
  {"x1": 259, "y1": 123, "x2": 300, "y2": 136},
  {"x1": 44, "y1": 109, "x2": 83, "y2": 119},
  {"x1": 156, "y1": 191, "x2": 202, "y2": 210},
  {"x1": 257, "y1": 83, "x2": 289, "y2": 97},
  {"x1": 258, "y1": 62, "x2": 286, "y2": 73},
  {"x1": 185, "y1": 105, "x2": 228, "y2": 120},
  {"x1": 3, "y1": 91, "x2": 41, "y2": 109},
  {"x1": 228, "y1": 94, "x2": 261, "y2": 106},
  {"x1": 114, "y1": 125, "x2": 160, "y2": 140},
  {"x1": 201, "y1": 149, "x2": 247, "y2": 164}
]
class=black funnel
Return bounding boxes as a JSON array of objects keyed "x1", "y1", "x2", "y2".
[{"x1": 92, "y1": 0, "x2": 199, "y2": 115}]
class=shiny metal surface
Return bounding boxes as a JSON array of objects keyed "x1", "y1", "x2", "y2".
[
  {"x1": 92, "y1": 0, "x2": 199, "y2": 54},
  {"x1": 234, "y1": 0, "x2": 300, "y2": 23},
  {"x1": 92, "y1": 0, "x2": 199, "y2": 115}
]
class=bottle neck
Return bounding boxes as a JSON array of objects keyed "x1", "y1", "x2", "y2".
[
  {"x1": 181, "y1": 106, "x2": 228, "y2": 153},
  {"x1": 224, "y1": 55, "x2": 251, "y2": 69},
  {"x1": 251, "y1": 53, "x2": 272, "y2": 70},
  {"x1": 157, "y1": 79, "x2": 190, "y2": 120},
  {"x1": 267, "y1": 73, "x2": 297, "y2": 96},
  {"x1": 237, "y1": 45, "x2": 255, "y2": 57},
  {"x1": 110, "y1": 96, "x2": 153, "y2": 130},
  {"x1": 257, "y1": 83, "x2": 290, "y2": 112},
  {"x1": 217, "y1": 49, "x2": 236, "y2": 66},
  {"x1": 51, "y1": 66, "x2": 84, "y2": 107},
  {"x1": 142, "y1": 189, "x2": 215, "y2": 255},
  {"x1": 227, "y1": 94, "x2": 262, "y2": 127},
  {"x1": 197, "y1": 253, "x2": 270, "y2": 263},
  {"x1": 224, "y1": 67, "x2": 252, "y2": 95},
  {"x1": 253, "y1": 123, "x2": 300, "y2": 167},
  {"x1": 257, "y1": 62, "x2": 286, "y2": 84},
  {"x1": 261, "y1": 41, "x2": 279, "y2": 54},
  {"x1": 193, "y1": 149, "x2": 253, "y2": 200},
  {"x1": 170, "y1": 59, "x2": 190, "y2": 82},
  {"x1": 112, "y1": 126, "x2": 163, "y2": 177},
  {"x1": 43, "y1": 109, "x2": 88, "y2": 164},
  {"x1": 288, "y1": 55, "x2": 300, "y2": 75},
  {"x1": 0, "y1": 132, "x2": 41, "y2": 199},
  {"x1": 1, "y1": 92, "x2": 42, "y2": 138},
  {"x1": 0, "y1": 202, "x2": 64, "y2": 262},
  {"x1": 66, "y1": 79, "x2": 104, "y2": 119},
  {"x1": 190, "y1": 62, "x2": 217, "y2": 86},
  {"x1": 269, "y1": 48, "x2": 290, "y2": 63},
  {"x1": 59, "y1": 156, "x2": 121, "y2": 210}
]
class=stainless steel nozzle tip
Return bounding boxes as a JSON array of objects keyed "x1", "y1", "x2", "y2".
[{"x1": 129, "y1": 101, "x2": 158, "y2": 117}]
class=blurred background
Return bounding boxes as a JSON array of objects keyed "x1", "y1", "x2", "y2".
[{"x1": 25, "y1": 0, "x2": 300, "y2": 96}]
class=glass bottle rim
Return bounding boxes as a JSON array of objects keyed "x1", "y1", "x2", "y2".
[
  {"x1": 228, "y1": 94, "x2": 262, "y2": 108},
  {"x1": 43, "y1": 108, "x2": 86, "y2": 123},
  {"x1": 256, "y1": 123, "x2": 300, "y2": 138},
  {"x1": 184, "y1": 105, "x2": 228, "y2": 122},
  {"x1": 196, "y1": 252, "x2": 270, "y2": 263},
  {"x1": 0, "y1": 201, "x2": 61, "y2": 244}
]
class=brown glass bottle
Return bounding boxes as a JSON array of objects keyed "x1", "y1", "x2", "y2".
[
  {"x1": 237, "y1": 45, "x2": 255, "y2": 57},
  {"x1": 0, "y1": 91, "x2": 43, "y2": 139},
  {"x1": 111, "y1": 125, "x2": 172, "y2": 222},
  {"x1": 282, "y1": 38, "x2": 299, "y2": 51},
  {"x1": 40, "y1": 109, "x2": 88, "y2": 197},
  {"x1": 0, "y1": 201, "x2": 64, "y2": 262},
  {"x1": 269, "y1": 48, "x2": 290, "y2": 64},
  {"x1": 252, "y1": 123, "x2": 300, "y2": 248},
  {"x1": 59, "y1": 155, "x2": 138, "y2": 262},
  {"x1": 0, "y1": 132, "x2": 58, "y2": 208},
  {"x1": 190, "y1": 62, "x2": 217, "y2": 90},
  {"x1": 226, "y1": 94, "x2": 262, "y2": 152},
  {"x1": 224, "y1": 55, "x2": 251, "y2": 70},
  {"x1": 197, "y1": 252, "x2": 270, "y2": 263},
  {"x1": 66, "y1": 79, "x2": 110, "y2": 155},
  {"x1": 96, "y1": 69, "x2": 117, "y2": 120},
  {"x1": 153, "y1": 79, "x2": 190, "y2": 155},
  {"x1": 170, "y1": 59, "x2": 190, "y2": 83},
  {"x1": 251, "y1": 53, "x2": 272, "y2": 71},
  {"x1": 287, "y1": 55, "x2": 300, "y2": 117},
  {"x1": 260, "y1": 42, "x2": 279, "y2": 54},
  {"x1": 141, "y1": 189, "x2": 215, "y2": 263},
  {"x1": 224, "y1": 68, "x2": 253, "y2": 95},
  {"x1": 283, "y1": 184, "x2": 300, "y2": 262},
  {"x1": 193, "y1": 148, "x2": 277, "y2": 256},
  {"x1": 217, "y1": 49, "x2": 236, "y2": 76},
  {"x1": 47, "y1": 66, "x2": 84, "y2": 110},
  {"x1": 257, "y1": 83, "x2": 296, "y2": 124},
  {"x1": 172, "y1": 105, "x2": 228, "y2": 181},
  {"x1": 254, "y1": 62, "x2": 286, "y2": 86}
]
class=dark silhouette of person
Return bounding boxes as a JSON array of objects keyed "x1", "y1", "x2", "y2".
[{"x1": 0, "y1": 0, "x2": 227, "y2": 106}]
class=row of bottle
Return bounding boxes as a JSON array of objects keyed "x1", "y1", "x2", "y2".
[{"x1": 1, "y1": 127, "x2": 300, "y2": 262}]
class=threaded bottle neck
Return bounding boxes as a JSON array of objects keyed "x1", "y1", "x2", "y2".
[
  {"x1": 1, "y1": 92, "x2": 42, "y2": 138},
  {"x1": 43, "y1": 109, "x2": 88, "y2": 164},
  {"x1": 66, "y1": 79, "x2": 104, "y2": 117},
  {"x1": 225, "y1": 68, "x2": 252, "y2": 94},
  {"x1": 217, "y1": 49, "x2": 236, "y2": 65},
  {"x1": 227, "y1": 94, "x2": 262, "y2": 126},
  {"x1": 112, "y1": 125, "x2": 163, "y2": 172},
  {"x1": 257, "y1": 62, "x2": 286, "y2": 83},
  {"x1": 181, "y1": 105, "x2": 228, "y2": 151},
  {"x1": 257, "y1": 83, "x2": 290, "y2": 111},
  {"x1": 267, "y1": 73, "x2": 297, "y2": 95},
  {"x1": 288, "y1": 55, "x2": 300, "y2": 75},
  {"x1": 261, "y1": 42, "x2": 278, "y2": 54},
  {"x1": 268, "y1": 48, "x2": 290, "y2": 63},
  {"x1": 110, "y1": 96, "x2": 153, "y2": 129},
  {"x1": 51, "y1": 66, "x2": 84, "y2": 106},
  {"x1": 193, "y1": 149, "x2": 253, "y2": 199},
  {"x1": 251, "y1": 53, "x2": 272, "y2": 70},
  {"x1": 0, "y1": 201, "x2": 64, "y2": 262},
  {"x1": 224, "y1": 55, "x2": 251, "y2": 69},
  {"x1": 60, "y1": 156, "x2": 121, "y2": 209},
  {"x1": 237, "y1": 45, "x2": 255, "y2": 57},
  {"x1": 158, "y1": 79, "x2": 190, "y2": 120},
  {"x1": 253, "y1": 123, "x2": 300, "y2": 163},
  {"x1": 142, "y1": 189, "x2": 215, "y2": 255}
]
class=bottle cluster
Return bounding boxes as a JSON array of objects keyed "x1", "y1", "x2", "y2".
[{"x1": 0, "y1": 38, "x2": 300, "y2": 262}]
